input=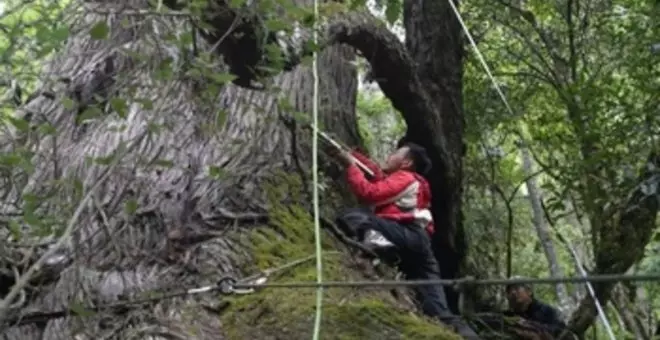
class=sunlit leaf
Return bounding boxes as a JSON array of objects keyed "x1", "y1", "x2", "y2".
[{"x1": 384, "y1": 0, "x2": 402, "y2": 24}]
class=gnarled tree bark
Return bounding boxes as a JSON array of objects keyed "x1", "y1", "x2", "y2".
[
  {"x1": 167, "y1": 0, "x2": 470, "y2": 313},
  {"x1": 0, "y1": 0, "x2": 367, "y2": 338},
  {"x1": 0, "y1": 0, "x2": 476, "y2": 338}
]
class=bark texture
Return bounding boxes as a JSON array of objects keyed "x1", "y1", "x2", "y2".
[
  {"x1": 0, "y1": 0, "x2": 488, "y2": 338},
  {"x1": 0, "y1": 1, "x2": 461, "y2": 339}
]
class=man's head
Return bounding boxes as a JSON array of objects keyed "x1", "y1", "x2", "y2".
[
  {"x1": 383, "y1": 142, "x2": 432, "y2": 175},
  {"x1": 505, "y1": 278, "x2": 534, "y2": 312}
]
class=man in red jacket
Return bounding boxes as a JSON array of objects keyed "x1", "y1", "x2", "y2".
[{"x1": 331, "y1": 142, "x2": 481, "y2": 339}]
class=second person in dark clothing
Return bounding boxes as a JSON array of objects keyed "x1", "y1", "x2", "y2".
[
  {"x1": 331, "y1": 143, "x2": 481, "y2": 339},
  {"x1": 504, "y1": 278, "x2": 567, "y2": 336}
]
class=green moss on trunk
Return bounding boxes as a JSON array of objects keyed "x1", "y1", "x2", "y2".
[{"x1": 220, "y1": 176, "x2": 462, "y2": 339}]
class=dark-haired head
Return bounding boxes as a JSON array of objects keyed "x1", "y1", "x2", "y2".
[{"x1": 383, "y1": 142, "x2": 432, "y2": 176}]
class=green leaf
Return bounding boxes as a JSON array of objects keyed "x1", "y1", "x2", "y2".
[
  {"x1": 32, "y1": 223, "x2": 53, "y2": 237},
  {"x1": 7, "y1": 116, "x2": 29, "y2": 132},
  {"x1": 179, "y1": 32, "x2": 193, "y2": 46},
  {"x1": 110, "y1": 97, "x2": 129, "y2": 118},
  {"x1": 384, "y1": 0, "x2": 401, "y2": 24},
  {"x1": 8, "y1": 220, "x2": 22, "y2": 241},
  {"x1": 61, "y1": 97, "x2": 76, "y2": 110},
  {"x1": 152, "y1": 159, "x2": 174, "y2": 168},
  {"x1": 209, "y1": 166, "x2": 226, "y2": 179},
  {"x1": 137, "y1": 98, "x2": 154, "y2": 110},
  {"x1": 349, "y1": 0, "x2": 367, "y2": 9},
  {"x1": 51, "y1": 27, "x2": 70, "y2": 42},
  {"x1": 147, "y1": 122, "x2": 163, "y2": 134},
  {"x1": 69, "y1": 302, "x2": 95, "y2": 317},
  {"x1": 73, "y1": 179, "x2": 84, "y2": 200},
  {"x1": 215, "y1": 110, "x2": 228, "y2": 127},
  {"x1": 156, "y1": 59, "x2": 174, "y2": 80},
  {"x1": 77, "y1": 106, "x2": 104, "y2": 123},
  {"x1": 265, "y1": 19, "x2": 289, "y2": 32},
  {"x1": 229, "y1": 0, "x2": 247, "y2": 8},
  {"x1": 209, "y1": 73, "x2": 237, "y2": 85},
  {"x1": 23, "y1": 208, "x2": 41, "y2": 228},
  {"x1": 0, "y1": 153, "x2": 23, "y2": 166},
  {"x1": 38, "y1": 123, "x2": 57, "y2": 135},
  {"x1": 124, "y1": 199, "x2": 138, "y2": 215},
  {"x1": 93, "y1": 155, "x2": 114, "y2": 165},
  {"x1": 89, "y1": 21, "x2": 110, "y2": 40}
]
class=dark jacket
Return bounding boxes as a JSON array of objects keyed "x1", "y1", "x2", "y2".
[{"x1": 506, "y1": 299, "x2": 566, "y2": 332}]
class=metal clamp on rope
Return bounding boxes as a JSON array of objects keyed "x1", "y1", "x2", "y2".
[
  {"x1": 217, "y1": 276, "x2": 270, "y2": 295},
  {"x1": 217, "y1": 277, "x2": 238, "y2": 295}
]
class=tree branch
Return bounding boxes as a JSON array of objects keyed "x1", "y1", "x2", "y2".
[
  {"x1": 492, "y1": 0, "x2": 568, "y2": 74},
  {"x1": 565, "y1": 150, "x2": 660, "y2": 337},
  {"x1": 327, "y1": 12, "x2": 454, "y2": 185},
  {"x1": 164, "y1": 0, "x2": 454, "y2": 181},
  {"x1": 162, "y1": 0, "x2": 295, "y2": 89},
  {"x1": 326, "y1": 13, "x2": 424, "y2": 127}
]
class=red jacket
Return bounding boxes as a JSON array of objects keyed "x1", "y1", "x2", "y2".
[{"x1": 348, "y1": 151, "x2": 435, "y2": 235}]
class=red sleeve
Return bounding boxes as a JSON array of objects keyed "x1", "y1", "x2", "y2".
[
  {"x1": 345, "y1": 166, "x2": 415, "y2": 204},
  {"x1": 350, "y1": 151, "x2": 385, "y2": 180}
]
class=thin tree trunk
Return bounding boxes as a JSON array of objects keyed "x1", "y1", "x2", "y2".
[
  {"x1": 611, "y1": 284, "x2": 648, "y2": 340},
  {"x1": 520, "y1": 146, "x2": 570, "y2": 308},
  {"x1": 0, "y1": 1, "x2": 375, "y2": 339}
]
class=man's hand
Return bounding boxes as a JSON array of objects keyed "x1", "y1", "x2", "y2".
[{"x1": 326, "y1": 146, "x2": 355, "y2": 167}]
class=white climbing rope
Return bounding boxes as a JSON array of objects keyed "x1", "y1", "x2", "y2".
[
  {"x1": 311, "y1": 0, "x2": 324, "y2": 337},
  {"x1": 445, "y1": 1, "x2": 615, "y2": 339}
]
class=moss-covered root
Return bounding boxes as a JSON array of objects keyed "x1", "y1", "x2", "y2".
[
  {"x1": 221, "y1": 217, "x2": 462, "y2": 339},
  {"x1": 221, "y1": 290, "x2": 463, "y2": 340},
  {"x1": 221, "y1": 175, "x2": 463, "y2": 339}
]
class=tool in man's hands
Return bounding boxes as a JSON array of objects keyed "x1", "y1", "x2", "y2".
[{"x1": 280, "y1": 113, "x2": 374, "y2": 177}]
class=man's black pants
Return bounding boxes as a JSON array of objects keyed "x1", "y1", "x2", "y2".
[{"x1": 336, "y1": 208, "x2": 481, "y2": 339}]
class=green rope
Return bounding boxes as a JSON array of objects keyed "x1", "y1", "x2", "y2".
[{"x1": 311, "y1": 0, "x2": 323, "y2": 337}]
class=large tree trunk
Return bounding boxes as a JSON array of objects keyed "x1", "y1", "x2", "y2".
[
  {"x1": 401, "y1": 0, "x2": 467, "y2": 313},
  {"x1": 0, "y1": 1, "x2": 467, "y2": 339},
  {"x1": 0, "y1": 0, "x2": 487, "y2": 338}
]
